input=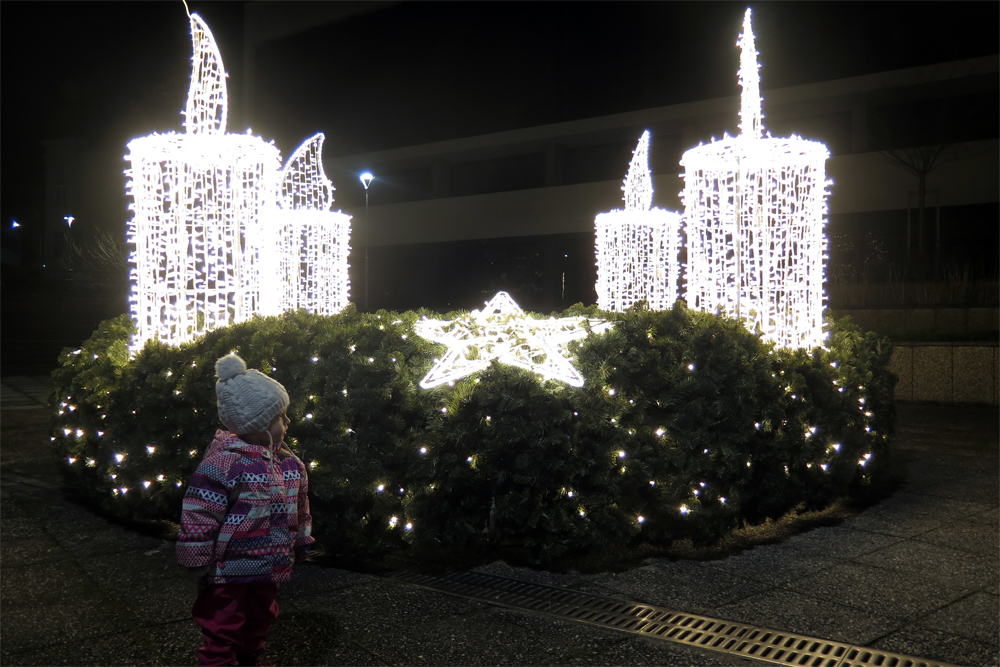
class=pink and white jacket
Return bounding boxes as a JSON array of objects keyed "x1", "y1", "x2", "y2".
[{"x1": 177, "y1": 430, "x2": 314, "y2": 584}]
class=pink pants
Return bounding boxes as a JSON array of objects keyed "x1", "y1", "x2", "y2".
[{"x1": 192, "y1": 583, "x2": 280, "y2": 666}]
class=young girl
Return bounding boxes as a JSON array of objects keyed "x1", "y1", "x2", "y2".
[{"x1": 177, "y1": 354, "x2": 314, "y2": 667}]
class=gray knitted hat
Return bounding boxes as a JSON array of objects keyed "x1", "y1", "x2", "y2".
[{"x1": 215, "y1": 354, "x2": 289, "y2": 435}]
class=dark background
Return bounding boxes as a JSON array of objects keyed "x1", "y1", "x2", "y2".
[
  {"x1": 1, "y1": 2, "x2": 997, "y2": 371},
  {"x1": 4, "y1": 1, "x2": 998, "y2": 227}
]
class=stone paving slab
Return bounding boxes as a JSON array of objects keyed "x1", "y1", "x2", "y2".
[
  {"x1": 710, "y1": 588, "x2": 903, "y2": 645},
  {"x1": 2, "y1": 627, "x2": 165, "y2": 667},
  {"x1": 588, "y1": 560, "x2": 773, "y2": 614},
  {"x1": 357, "y1": 607, "x2": 626, "y2": 666},
  {"x1": 854, "y1": 540, "x2": 998, "y2": 590},
  {"x1": 0, "y1": 375, "x2": 54, "y2": 409},
  {"x1": 917, "y1": 591, "x2": 1000, "y2": 646},
  {"x1": 782, "y1": 561, "x2": 974, "y2": 622},
  {"x1": 780, "y1": 524, "x2": 907, "y2": 559},
  {"x1": 697, "y1": 542, "x2": 840, "y2": 586},
  {"x1": 840, "y1": 502, "x2": 954, "y2": 537},
  {"x1": 871, "y1": 625, "x2": 1000, "y2": 667}
]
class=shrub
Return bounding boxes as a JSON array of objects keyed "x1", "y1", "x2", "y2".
[{"x1": 51, "y1": 302, "x2": 895, "y2": 565}]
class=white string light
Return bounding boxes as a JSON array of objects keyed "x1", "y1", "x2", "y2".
[
  {"x1": 125, "y1": 14, "x2": 281, "y2": 352},
  {"x1": 266, "y1": 133, "x2": 352, "y2": 316},
  {"x1": 414, "y1": 291, "x2": 611, "y2": 389},
  {"x1": 681, "y1": 9, "x2": 830, "y2": 349},
  {"x1": 595, "y1": 131, "x2": 681, "y2": 312}
]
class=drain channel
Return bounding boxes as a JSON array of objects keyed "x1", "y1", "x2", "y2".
[{"x1": 384, "y1": 569, "x2": 955, "y2": 667}]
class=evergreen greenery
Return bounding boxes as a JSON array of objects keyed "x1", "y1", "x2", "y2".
[{"x1": 50, "y1": 302, "x2": 895, "y2": 565}]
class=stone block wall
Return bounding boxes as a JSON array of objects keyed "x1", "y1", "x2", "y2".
[
  {"x1": 890, "y1": 342, "x2": 999, "y2": 405},
  {"x1": 831, "y1": 307, "x2": 999, "y2": 337}
]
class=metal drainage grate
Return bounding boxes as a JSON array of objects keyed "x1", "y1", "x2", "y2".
[{"x1": 384, "y1": 569, "x2": 956, "y2": 667}]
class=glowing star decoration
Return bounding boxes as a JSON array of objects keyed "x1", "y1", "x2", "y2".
[
  {"x1": 414, "y1": 291, "x2": 611, "y2": 389},
  {"x1": 681, "y1": 9, "x2": 831, "y2": 349},
  {"x1": 595, "y1": 131, "x2": 681, "y2": 312},
  {"x1": 264, "y1": 133, "x2": 352, "y2": 316},
  {"x1": 125, "y1": 14, "x2": 281, "y2": 352}
]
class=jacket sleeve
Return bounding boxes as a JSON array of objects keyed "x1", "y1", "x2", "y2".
[
  {"x1": 176, "y1": 460, "x2": 231, "y2": 569},
  {"x1": 295, "y1": 459, "x2": 315, "y2": 550}
]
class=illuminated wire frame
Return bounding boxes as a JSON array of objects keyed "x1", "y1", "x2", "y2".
[
  {"x1": 414, "y1": 291, "x2": 611, "y2": 389},
  {"x1": 266, "y1": 133, "x2": 352, "y2": 316},
  {"x1": 681, "y1": 9, "x2": 831, "y2": 349},
  {"x1": 125, "y1": 14, "x2": 281, "y2": 352},
  {"x1": 595, "y1": 131, "x2": 681, "y2": 312}
]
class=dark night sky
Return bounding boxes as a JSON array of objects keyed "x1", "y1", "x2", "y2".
[{"x1": 2, "y1": 1, "x2": 997, "y2": 229}]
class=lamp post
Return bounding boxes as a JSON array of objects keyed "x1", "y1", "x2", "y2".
[{"x1": 360, "y1": 172, "x2": 374, "y2": 311}]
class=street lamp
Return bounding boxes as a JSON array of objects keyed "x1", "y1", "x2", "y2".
[{"x1": 360, "y1": 172, "x2": 374, "y2": 311}]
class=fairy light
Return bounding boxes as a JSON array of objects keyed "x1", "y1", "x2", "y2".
[
  {"x1": 414, "y1": 291, "x2": 611, "y2": 389},
  {"x1": 126, "y1": 14, "x2": 281, "y2": 352},
  {"x1": 595, "y1": 131, "x2": 681, "y2": 312},
  {"x1": 681, "y1": 9, "x2": 830, "y2": 350},
  {"x1": 267, "y1": 133, "x2": 352, "y2": 316}
]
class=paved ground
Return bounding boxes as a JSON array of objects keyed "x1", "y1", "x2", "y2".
[
  {"x1": 1, "y1": 376, "x2": 997, "y2": 666},
  {"x1": 1, "y1": 375, "x2": 55, "y2": 410}
]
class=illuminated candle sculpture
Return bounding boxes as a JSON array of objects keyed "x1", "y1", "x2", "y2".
[
  {"x1": 595, "y1": 131, "x2": 681, "y2": 312},
  {"x1": 681, "y1": 9, "x2": 830, "y2": 349},
  {"x1": 125, "y1": 14, "x2": 281, "y2": 351},
  {"x1": 268, "y1": 133, "x2": 352, "y2": 316}
]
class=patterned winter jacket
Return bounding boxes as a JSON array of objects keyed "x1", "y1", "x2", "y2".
[{"x1": 176, "y1": 430, "x2": 315, "y2": 584}]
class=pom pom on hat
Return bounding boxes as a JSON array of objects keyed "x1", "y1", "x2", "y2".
[
  {"x1": 214, "y1": 354, "x2": 289, "y2": 435},
  {"x1": 216, "y1": 354, "x2": 247, "y2": 382}
]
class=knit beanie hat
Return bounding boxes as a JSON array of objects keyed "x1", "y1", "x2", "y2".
[{"x1": 215, "y1": 354, "x2": 290, "y2": 435}]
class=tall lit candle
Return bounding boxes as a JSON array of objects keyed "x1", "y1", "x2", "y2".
[
  {"x1": 682, "y1": 9, "x2": 831, "y2": 349},
  {"x1": 125, "y1": 14, "x2": 281, "y2": 351}
]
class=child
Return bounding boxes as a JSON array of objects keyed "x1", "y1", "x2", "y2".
[{"x1": 177, "y1": 354, "x2": 314, "y2": 667}]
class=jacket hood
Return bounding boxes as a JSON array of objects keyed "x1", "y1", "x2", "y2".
[{"x1": 205, "y1": 429, "x2": 271, "y2": 458}]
